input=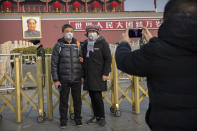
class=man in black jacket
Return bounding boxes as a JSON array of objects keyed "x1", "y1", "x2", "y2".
[
  {"x1": 51, "y1": 24, "x2": 82, "y2": 128},
  {"x1": 115, "y1": 0, "x2": 197, "y2": 130},
  {"x1": 81, "y1": 25, "x2": 112, "y2": 126}
]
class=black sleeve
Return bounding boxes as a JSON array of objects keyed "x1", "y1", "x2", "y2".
[
  {"x1": 102, "y1": 41, "x2": 112, "y2": 76},
  {"x1": 115, "y1": 39, "x2": 156, "y2": 77},
  {"x1": 51, "y1": 43, "x2": 60, "y2": 82},
  {"x1": 80, "y1": 42, "x2": 85, "y2": 78}
]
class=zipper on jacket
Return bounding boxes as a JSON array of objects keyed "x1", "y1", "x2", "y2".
[{"x1": 70, "y1": 46, "x2": 73, "y2": 82}]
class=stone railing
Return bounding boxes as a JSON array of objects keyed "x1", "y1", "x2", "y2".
[{"x1": 0, "y1": 40, "x2": 34, "y2": 86}]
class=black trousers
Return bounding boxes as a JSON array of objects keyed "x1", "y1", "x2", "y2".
[
  {"x1": 59, "y1": 82, "x2": 82, "y2": 122},
  {"x1": 89, "y1": 91, "x2": 105, "y2": 118}
]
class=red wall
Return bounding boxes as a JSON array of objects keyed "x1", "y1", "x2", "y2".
[{"x1": 0, "y1": 19, "x2": 158, "y2": 47}]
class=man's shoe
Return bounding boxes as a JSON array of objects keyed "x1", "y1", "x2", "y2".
[
  {"x1": 97, "y1": 117, "x2": 106, "y2": 127},
  {"x1": 60, "y1": 121, "x2": 67, "y2": 129},
  {"x1": 75, "y1": 119, "x2": 82, "y2": 126},
  {"x1": 87, "y1": 116, "x2": 98, "y2": 124}
]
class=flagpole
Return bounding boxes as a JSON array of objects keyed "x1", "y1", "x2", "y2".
[{"x1": 154, "y1": 0, "x2": 157, "y2": 12}]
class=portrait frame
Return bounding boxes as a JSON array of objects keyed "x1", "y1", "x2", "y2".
[{"x1": 22, "y1": 16, "x2": 42, "y2": 39}]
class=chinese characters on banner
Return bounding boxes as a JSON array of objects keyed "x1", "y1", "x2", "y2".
[{"x1": 69, "y1": 18, "x2": 162, "y2": 31}]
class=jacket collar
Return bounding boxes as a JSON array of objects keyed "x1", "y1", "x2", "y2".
[{"x1": 58, "y1": 37, "x2": 77, "y2": 47}]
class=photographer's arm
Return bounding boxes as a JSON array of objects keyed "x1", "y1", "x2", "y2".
[
  {"x1": 142, "y1": 27, "x2": 153, "y2": 42},
  {"x1": 115, "y1": 29, "x2": 154, "y2": 77}
]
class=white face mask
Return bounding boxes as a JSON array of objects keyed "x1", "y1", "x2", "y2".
[
  {"x1": 64, "y1": 32, "x2": 73, "y2": 40},
  {"x1": 88, "y1": 33, "x2": 98, "y2": 41}
]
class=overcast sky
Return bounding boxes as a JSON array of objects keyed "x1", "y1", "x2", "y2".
[{"x1": 125, "y1": 0, "x2": 169, "y2": 12}]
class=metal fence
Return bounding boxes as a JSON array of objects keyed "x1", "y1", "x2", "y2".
[{"x1": 0, "y1": 45, "x2": 148, "y2": 123}]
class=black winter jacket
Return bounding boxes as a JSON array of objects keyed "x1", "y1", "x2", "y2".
[
  {"x1": 82, "y1": 36, "x2": 112, "y2": 91},
  {"x1": 115, "y1": 14, "x2": 197, "y2": 130},
  {"x1": 51, "y1": 38, "x2": 82, "y2": 84}
]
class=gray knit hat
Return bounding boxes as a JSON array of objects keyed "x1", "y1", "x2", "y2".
[{"x1": 85, "y1": 25, "x2": 101, "y2": 33}]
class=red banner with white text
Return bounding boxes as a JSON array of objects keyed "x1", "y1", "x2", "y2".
[{"x1": 69, "y1": 18, "x2": 162, "y2": 31}]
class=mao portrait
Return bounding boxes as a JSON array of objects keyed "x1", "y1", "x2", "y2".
[{"x1": 22, "y1": 16, "x2": 42, "y2": 39}]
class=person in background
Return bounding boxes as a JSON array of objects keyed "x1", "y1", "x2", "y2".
[
  {"x1": 115, "y1": 0, "x2": 197, "y2": 130},
  {"x1": 31, "y1": 40, "x2": 45, "y2": 87},
  {"x1": 81, "y1": 25, "x2": 112, "y2": 127},
  {"x1": 51, "y1": 24, "x2": 83, "y2": 128}
]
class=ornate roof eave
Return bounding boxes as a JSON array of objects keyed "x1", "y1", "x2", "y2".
[
  {"x1": 40, "y1": 0, "x2": 53, "y2": 2},
  {"x1": 107, "y1": 0, "x2": 121, "y2": 3},
  {"x1": 0, "y1": 0, "x2": 123, "y2": 3},
  {"x1": 12, "y1": 0, "x2": 25, "y2": 2},
  {"x1": 86, "y1": 0, "x2": 104, "y2": 4},
  {"x1": 101, "y1": 0, "x2": 123, "y2": 2},
  {"x1": 0, "y1": 0, "x2": 25, "y2": 3}
]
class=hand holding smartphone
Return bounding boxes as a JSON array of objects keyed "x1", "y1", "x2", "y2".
[{"x1": 128, "y1": 29, "x2": 143, "y2": 38}]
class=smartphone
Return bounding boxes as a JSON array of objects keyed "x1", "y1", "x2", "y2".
[{"x1": 129, "y1": 29, "x2": 142, "y2": 38}]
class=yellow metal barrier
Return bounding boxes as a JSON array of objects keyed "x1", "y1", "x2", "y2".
[
  {"x1": 36, "y1": 57, "x2": 45, "y2": 121},
  {"x1": 110, "y1": 54, "x2": 121, "y2": 116},
  {"x1": 45, "y1": 56, "x2": 53, "y2": 120},
  {"x1": 0, "y1": 57, "x2": 22, "y2": 122},
  {"x1": 0, "y1": 56, "x2": 45, "y2": 123},
  {"x1": 15, "y1": 57, "x2": 22, "y2": 122},
  {"x1": 110, "y1": 54, "x2": 149, "y2": 115},
  {"x1": 0, "y1": 55, "x2": 149, "y2": 122},
  {"x1": 45, "y1": 54, "x2": 149, "y2": 119},
  {"x1": 133, "y1": 77, "x2": 149, "y2": 114}
]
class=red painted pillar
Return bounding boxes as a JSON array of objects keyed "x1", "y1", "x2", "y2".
[
  {"x1": 17, "y1": 0, "x2": 20, "y2": 12},
  {"x1": 0, "y1": 4, "x2": 2, "y2": 12},
  {"x1": 121, "y1": 0, "x2": 125, "y2": 11},
  {"x1": 85, "y1": 0, "x2": 88, "y2": 12},
  {"x1": 65, "y1": 0, "x2": 69, "y2": 12},
  {"x1": 22, "y1": 4, "x2": 25, "y2": 12},
  {"x1": 103, "y1": 0, "x2": 107, "y2": 12},
  {"x1": 46, "y1": 0, "x2": 49, "y2": 12}
]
